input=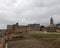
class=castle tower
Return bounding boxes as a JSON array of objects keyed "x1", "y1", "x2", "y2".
[{"x1": 50, "y1": 17, "x2": 55, "y2": 32}]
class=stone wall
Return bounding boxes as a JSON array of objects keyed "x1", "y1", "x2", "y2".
[
  {"x1": 7, "y1": 23, "x2": 40, "y2": 32},
  {"x1": 14, "y1": 26, "x2": 27, "y2": 32},
  {"x1": 27, "y1": 24, "x2": 40, "y2": 31}
]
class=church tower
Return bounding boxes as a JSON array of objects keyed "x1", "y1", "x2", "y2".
[
  {"x1": 50, "y1": 17, "x2": 55, "y2": 32},
  {"x1": 50, "y1": 17, "x2": 54, "y2": 27}
]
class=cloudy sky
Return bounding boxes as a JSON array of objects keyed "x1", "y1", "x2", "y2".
[{"x1": 0, "y1": 0, "x2": 60, "y2": 29}]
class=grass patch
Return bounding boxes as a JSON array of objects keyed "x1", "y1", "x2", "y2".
[{"x1": 28, "y1": 32, "x2": 60, "y2": 38}]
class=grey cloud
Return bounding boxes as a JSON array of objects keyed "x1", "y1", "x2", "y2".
[{"x1": 0, "y1": 0, "x2": 60, "y2": 29}]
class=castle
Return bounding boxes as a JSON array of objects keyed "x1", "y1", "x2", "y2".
[
  {"x1": 6, "y1": 17, "x2": 60, "y2": 33},
  {"x1": 0, "y1": 17, "x2": 60, "y2": 48}
]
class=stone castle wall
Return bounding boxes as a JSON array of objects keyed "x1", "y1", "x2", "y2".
[
  {"x1": 7, "y1": 23, "x2": 40, "y2": 33},
  {"x1": 27, "y1": 24, "x2": 40, "y2": 31}
]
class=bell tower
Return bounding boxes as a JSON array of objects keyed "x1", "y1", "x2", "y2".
[
  {"x1": 50, "y1": 17, "x2": 55, "y2": 32},
  {"x1": 50, "y1": 17, "x2": 54, "y2": 27}
]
